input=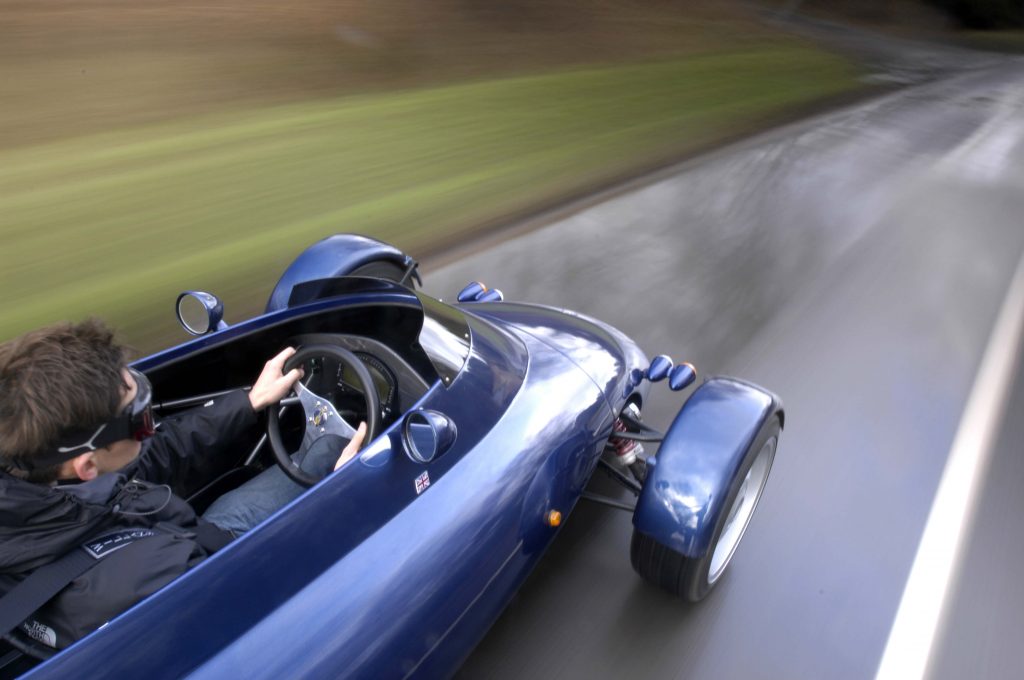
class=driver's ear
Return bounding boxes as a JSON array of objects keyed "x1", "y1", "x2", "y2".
[{"x1": 67, "y1": 452, "x2": 99, "y2": 482}]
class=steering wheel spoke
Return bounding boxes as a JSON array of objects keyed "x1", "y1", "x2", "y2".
[
  {"x1": 296, "y1": 382, "x2": 358, "y2": 440},
  {"x1": 267, "y1": 344, "x2": 380, "y2": 487}
]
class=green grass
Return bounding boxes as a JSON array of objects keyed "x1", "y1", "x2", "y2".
[{"x1": 0, "y1": 44, "x2": 860, "y2": 350}]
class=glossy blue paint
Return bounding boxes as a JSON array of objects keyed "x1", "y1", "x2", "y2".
[
  {"x1": 19, "y1": 254, "x2": 779, "y2": 679},
  {"x1": 265, "y1": 234, "x2": 413, "y2": 313},
  {"x1": 632, "y1": 377, "x2": 782, "y2": 557},
  {"x1": 475, "y1": 288, "x2": 504, "y2": 303},
  {"x1": 668, "y1": 363, "x2": 697, "y2": 391},
  {"x1": 187, "y1": 330, "x2": 612, "y2": 679},
  {"x1": 457, "y1": 281, "x2": 486, "y2": 302},
  {"x1": 24, "y1": 287, "x2": 622, "y2": 680},
  {"x1": 467, "y1": 302, "x2": 650, "y2": 413},
  {"x1": 647, "y1": 354, "x2": 673, "y2": 382}
]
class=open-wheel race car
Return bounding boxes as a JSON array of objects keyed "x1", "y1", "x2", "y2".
[{"x1": 4, "y1": 234, "x2": 783, "y2": 679}]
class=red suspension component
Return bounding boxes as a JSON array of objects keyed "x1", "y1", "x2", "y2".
[{"x1": 610, "y1": 416, "x2": 640, "y2": 465}]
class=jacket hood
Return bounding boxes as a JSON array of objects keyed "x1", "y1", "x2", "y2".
[{"x1": 0, "y1": 471, "x2": 122, "y2": 574}]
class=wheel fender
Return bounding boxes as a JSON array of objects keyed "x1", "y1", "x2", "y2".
[
  {"x1": 632, "y1": 377, "x2": 783, "y2": 557},
  {"x1": 266, "y1": 234, "x2": 416, "y2": 313}
]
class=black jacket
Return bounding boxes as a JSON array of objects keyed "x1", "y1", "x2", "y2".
[{"x1": 0, "y1": 390, "x2": 256, "y2": 650}]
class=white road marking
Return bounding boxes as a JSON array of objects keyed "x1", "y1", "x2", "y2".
[{"x1": 876, "y1": 250, "x2": 1024, "y2": 680}]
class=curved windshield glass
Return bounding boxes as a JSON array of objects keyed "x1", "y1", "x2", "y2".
[
  {"x1": 266, "y1": 275, "x2": 470, "y2": 387},
  {"x1": 416, "y1": 293, "x2": 470, "y2": 385}
]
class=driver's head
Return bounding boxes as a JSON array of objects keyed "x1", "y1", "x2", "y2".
[{"x1": 0, "y1": 319, "x2": 142, "y2": 483}]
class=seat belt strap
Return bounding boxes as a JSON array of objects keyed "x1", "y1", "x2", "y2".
[
  {"x1": 0, "y1": 527, "x2": 160, "y2": 639},
  {"x1": 0, "y1": 549, "x2": 94, "y2": 640}
]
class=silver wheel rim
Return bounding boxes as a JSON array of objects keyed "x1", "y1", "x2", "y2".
[{"x1": 708, "y1": 435, "x2": 776, "y2": 584}]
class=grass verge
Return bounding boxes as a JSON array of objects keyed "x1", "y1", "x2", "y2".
[{"x1": 1, "y1": 43, "x2": 861, "y2": 350}]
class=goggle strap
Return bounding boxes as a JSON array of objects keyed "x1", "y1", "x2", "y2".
[
  {"x1": 17, "y1": 368, "x2": 155, "y2": 471},
  {"x1": 19, "y1": 418, "x2": 135, "y2": 470}
]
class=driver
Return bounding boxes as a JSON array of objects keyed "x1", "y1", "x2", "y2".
[{"x1": 0, "y1": 319, "x2": 365, "y2": 651}]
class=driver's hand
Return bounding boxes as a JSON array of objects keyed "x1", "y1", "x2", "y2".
[
  {"x1": 335, "y1": 422, "x2": 367, "y2": 470},
  {"x1": 248, "y1": 347, "x2": 304, "y2": 412}
]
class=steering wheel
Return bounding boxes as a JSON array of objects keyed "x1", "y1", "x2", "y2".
[{"x1": 266, "y1": 344, "x2": 380, "y2": 486}]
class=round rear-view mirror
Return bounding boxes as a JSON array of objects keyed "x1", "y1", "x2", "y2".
[
  {"x1": 402, "y1": 410, "x2": 457, "y2": 464},
  {"x1": 176, "y1": 291, "x2": 224, "y2": 335}
]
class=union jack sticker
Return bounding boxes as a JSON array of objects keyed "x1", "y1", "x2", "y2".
[{"x1": 414, "y1": 470, "x2": 430, "y2": 495}]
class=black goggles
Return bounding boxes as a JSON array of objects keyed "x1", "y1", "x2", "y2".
[{"x1": 13, "y1": 368, "x2": 156, "y2": 472}]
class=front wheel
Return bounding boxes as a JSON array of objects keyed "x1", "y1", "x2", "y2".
[{"x1": 630, "y1": 415, "x2": 780, "y2": 601}]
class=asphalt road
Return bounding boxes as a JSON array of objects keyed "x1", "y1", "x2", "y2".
[
  {"x1": 931, "y1": 355, "x2": 1024, "y2": 680},
  {"x1": 421, "y1": 54, "x2": 1024, "y2": 679}
]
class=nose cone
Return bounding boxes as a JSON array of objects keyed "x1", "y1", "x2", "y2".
[{"x1": 468, "y1": 303, "x2": 648, "y2": 405}]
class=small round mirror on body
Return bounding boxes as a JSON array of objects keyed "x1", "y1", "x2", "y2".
[
  {"x1": 402, "y1": 410, "x2": 457, "y2": 463},
  {"x1": 176, "y1": 291, "x2": 224, "y2": 335}
]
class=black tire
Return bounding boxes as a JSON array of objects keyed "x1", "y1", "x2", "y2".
[
  {"x1": 628, "y1": 459, "x2": 648, "y2": 484},
  {"x1": 630, "y1": 414, "x2": 781, "y2": 602},
  {"x1": 349, "y1": 260, "x2": 415, "y2": 288}
]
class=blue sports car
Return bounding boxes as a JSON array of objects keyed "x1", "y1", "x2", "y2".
[{"x1": 4, "y1": 234, "x2": 783, "y2": 679}]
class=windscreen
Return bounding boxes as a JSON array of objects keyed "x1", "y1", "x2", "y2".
[
  {"x1": 286, "y1": 275, "x2": 470, "y2": 386},
  {"x1": 415, "y1": 292, "x2": 471, "y2": 385}
]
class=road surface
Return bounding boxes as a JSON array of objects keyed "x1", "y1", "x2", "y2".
[{"x1": 420, "y1": 51, "x2": 1024, "y2": 680}]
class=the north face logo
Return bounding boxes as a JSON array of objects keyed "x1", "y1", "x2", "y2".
[{"x1": 22, "y1": 619, "x2": 56, "y2": 648}]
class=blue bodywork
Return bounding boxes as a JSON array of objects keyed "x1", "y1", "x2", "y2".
[
  {"x1": 265, "y1": 234, "x2": 416, "y2": 314},
  {"x1": 20, "y1": 236, "x2": 781, "y2": 679},
  {"x1": 633, "y1": 377, "x2": 783, "y2": 557}
]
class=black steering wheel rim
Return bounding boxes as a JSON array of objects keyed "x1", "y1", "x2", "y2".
[{"x1": 266, "y1": 344, "x2": 380, "y2": 486}]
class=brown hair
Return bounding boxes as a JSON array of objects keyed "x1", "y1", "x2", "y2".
[{"x1": 0, "y1": 319, "x2": 128, "y2": 483}]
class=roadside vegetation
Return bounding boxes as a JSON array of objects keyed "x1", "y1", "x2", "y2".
[
  {"x1": 1, "y1": 0, "x2": 863, "y2": 349},
  {"x1": 956, "y1": 29, "x2": 1024, "y2": 51}
]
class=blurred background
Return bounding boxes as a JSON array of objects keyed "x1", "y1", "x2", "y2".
[{"x1": 1, "y1": 0, "x2": 1020, "y2": 351}]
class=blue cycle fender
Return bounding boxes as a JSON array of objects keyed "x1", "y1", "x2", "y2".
[
  {"x1": 632, "y1": 377, "x2": 783, "y2": 557},
  {"x1": 266, "y1": 234, "x2": 415, "y2": 313}
]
